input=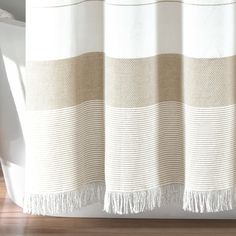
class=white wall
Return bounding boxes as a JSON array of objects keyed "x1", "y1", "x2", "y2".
[{"x1": 0, "y1": 0, "x2": 25, "y2": 22}]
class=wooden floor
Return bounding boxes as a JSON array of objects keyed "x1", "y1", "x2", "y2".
[{"x1": 1, "y1": 169, "x2": 236, "y2": 236}]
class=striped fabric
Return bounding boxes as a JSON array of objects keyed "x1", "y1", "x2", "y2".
[{"x1": 24, "y1": 0, "x2": 236, "y2": 215}]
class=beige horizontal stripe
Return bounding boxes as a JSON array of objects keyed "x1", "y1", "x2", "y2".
[
  {"x1": 26, "y1": 52, "x2": 104, "y2": 110},
  {"x1": 106, "y1": 55, "x2": 236, "y2": 107},
  {"x1": 27, "y1": 53, "x2": 236, "y2": 110}
]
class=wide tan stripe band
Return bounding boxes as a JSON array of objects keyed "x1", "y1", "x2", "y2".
[
  {"x1": 106, "y1": 55, "x2": 236, "y2": 107},
  {"x1": 27, "y1": 53, "x2": 236, "y2": 110},
  {"x1": 27, "y1": 52, "x2": 104, "y2": 110}
]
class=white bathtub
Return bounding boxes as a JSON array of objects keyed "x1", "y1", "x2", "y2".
[{"x1": 1, "y1": 19, "x2": 236, "y2": 219}]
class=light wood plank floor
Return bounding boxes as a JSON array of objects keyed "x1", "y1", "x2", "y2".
[{"x1": 1, "y1": 169, "x2": 236, "y2": 236}]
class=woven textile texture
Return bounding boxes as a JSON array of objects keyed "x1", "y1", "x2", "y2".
[{"x1": 24, "y1": 0, "x2": 236, "y2": 215}]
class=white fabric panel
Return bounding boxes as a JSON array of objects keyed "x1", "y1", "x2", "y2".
[
  {"x1": 28, "y1": 0, "x2": 99, "y2": 7},
  {"x1": 28, "y1": 2, "x2": 236, "y2": 60},
  {"x1": 182, "y1": 3, "x2": 236, "y2": 58},
  {"x1": 27, "y1": 1, "x2": 104, "y2": 61},
  {"x1": 28, "y1": 0, "x2": 236, "y2": 7},
  {"x1": 107, "y1": 0, "x2": 236, "y2": 5},
  {"x1": 105, "y1": 2, "x2": 236, "y2": 58}
]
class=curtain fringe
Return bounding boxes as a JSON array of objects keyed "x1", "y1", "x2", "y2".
[
  {"x1": 23, "y1": 182, "x2": 105, "y2": 215},
  {"x1": 104, "y1": 185, "x2": 236, "y2": 215},
  {"x1": 23, "y1": 183, "x2": 236, "y2": 215},
  {"x1": 104, "y1": 184, "x2": 184, "y2": 214},
  {"x1": 183, "y1": 188, "x2": 236, "y2": 213}
]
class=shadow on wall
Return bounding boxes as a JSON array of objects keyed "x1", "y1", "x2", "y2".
[{"x1": 0, "y1": 0, "x2": 25, "y2": 22}]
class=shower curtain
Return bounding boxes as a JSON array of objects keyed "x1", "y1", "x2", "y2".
[{"x1": 24, "y1": 0, "x2": 236, "y2": 215}]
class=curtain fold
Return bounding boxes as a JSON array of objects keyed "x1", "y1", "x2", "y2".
[{"x1": 24, "y1": 0, "x2": 236, "y2": 215}]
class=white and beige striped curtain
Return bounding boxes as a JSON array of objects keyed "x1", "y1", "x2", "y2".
[{"x1": 24, "y1": 0, "x2": 236, "y2": 215}]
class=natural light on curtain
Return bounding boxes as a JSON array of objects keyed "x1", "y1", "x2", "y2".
[{"x1": 24, "y1": 0, "x2": 236, "y2": 215}]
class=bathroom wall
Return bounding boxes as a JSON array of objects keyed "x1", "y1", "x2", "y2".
[{"x1": 0, "y1": 0, "x2": 25, "y2": 22}]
